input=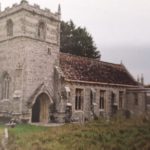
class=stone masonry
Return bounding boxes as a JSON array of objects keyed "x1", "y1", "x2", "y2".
[{"x1": 0, "y1": 0, "x2": 60, "y2": 122}]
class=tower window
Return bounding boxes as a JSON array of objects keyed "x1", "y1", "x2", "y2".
[
  {"x1": 48, "y1": 48, "x2": 51, "y2": 55},
  {"x1": 2, "y1": 73, "x2": 10, "y2": 99},
  {"x1": 38, "y1": 22, "x2": 46, "y2": 40},
  {"x1": 7, "y1": 19, "x2": 13, "y2": 36}
]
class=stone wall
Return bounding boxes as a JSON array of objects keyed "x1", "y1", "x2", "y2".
[
  {"x1": 146, "y1": 93, "x2": 150, "y2": 114},
  {"x1": 0, "y1": 38, "x2": 25, "y2": 115},
  {"x1": 65, "y1": 81, "x2": 127, "y2": 122},
  {"x1": 62, "y1": 82, "x2": 149, "y2": 122},
  {"x1": 0, "y1": 1, "x2": 60, "y2": 121},
  {"x1": 126, "y1": 90, "x2": 146, "y2": 116},
  {"x1": 21, "y1": 38, "x2": 59, "y2": 114}
]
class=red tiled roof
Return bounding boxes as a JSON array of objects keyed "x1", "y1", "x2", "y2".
[{"x1": 60, "y1": 53, "x2": 138, "y2": 86}]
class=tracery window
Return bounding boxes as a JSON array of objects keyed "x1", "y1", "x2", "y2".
[
  {"x1": 38, "y1": 22, "x2": 46, "y2": 39},
  {"x1": 7, "y1": 19, "x2": 13, "y2": 36},
  {"x1": 2, "y1": 73, "x2": 10, "y2": 99}
]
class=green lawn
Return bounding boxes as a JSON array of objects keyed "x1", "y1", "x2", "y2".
[{"x1": 5, "y1": 117, "x2": 150, "y2": 150}]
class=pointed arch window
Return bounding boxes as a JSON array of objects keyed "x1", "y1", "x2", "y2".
[
  {"x1": 7, "y1": 19, "x2": 13, "y2": 36},
  {"x1": 2, "y1": 73, "x2": 10, "y2": 99},
  {"x1": 38, "y1": 22, "x2": 46, "y2": 40}
]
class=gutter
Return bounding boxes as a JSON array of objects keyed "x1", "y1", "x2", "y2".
[{"x1": 65, "y1": 79, "x2": 139, "y2": 88}]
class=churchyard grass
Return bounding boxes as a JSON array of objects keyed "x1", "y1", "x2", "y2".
[{"x1": 6, "y1": 117, "x2": 150, "y2": 150}]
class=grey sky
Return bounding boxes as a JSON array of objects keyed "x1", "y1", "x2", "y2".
[{"x1": 1, "y1": 0, "x2": 150, "y2": 83}]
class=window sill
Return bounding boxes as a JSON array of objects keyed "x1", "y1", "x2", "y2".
[
  {"x1": 1, "y1": 99, "x2": 10, "y2": 102},
  {"x1": 92, "y1": 102, "x2": 97, "y2": 106},
  {"x1": 118, "y1": 108, "x2": 123, "y2": 110},
  {"x1": 74, "y1": 110, "x2": 84, "y2": 113},
  {"x1": 99, "y1": 109, "x2": 104, "y2": 112}
]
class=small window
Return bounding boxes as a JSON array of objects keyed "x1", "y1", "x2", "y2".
[
  {"x1": 99, "y1": 90, "x2": 105, "y2": 110},
  {"x1": 38, "y1": 22, "x2": 46, "y2": 39},
  {"x1": 119, "y1": 91, "x2": 123, "y2": 109},
  {"x1": 134, "y1": 93, "x2": 138, "y2": 105},
  {"x1": 75, "y1": 89, "x2": 83, "y2": 110},
  {"x1": 2, "y1": 73, "x2": 10, "y2": 99},
  {"x1": 7, "y1": 19, "x2": 13, "y2": 36},
  {"x1": 48, "y1": 48, "x2": 51, "y2": 55}
]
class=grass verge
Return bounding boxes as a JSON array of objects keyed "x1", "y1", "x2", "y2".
[{"x1": 6, "y1": 117, "x2": 150, "y2": 150}]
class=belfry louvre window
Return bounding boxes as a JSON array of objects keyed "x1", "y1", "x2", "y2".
[
  {"x1": 7, "y1": 19, "x2": 13, "y2": 36},
  {"x1": 38, "y1": 22, "x2": 46, "y2": 39},
  {"x1": 119, "y1": 91, "x2": 124, "y2": 109},
  {"x1": 99, "y1": 90, "x2": 105, "y2": 110},
  {"x1": 2, "y1": 73, "x2": 10, "y2": 99},
  {"x1": 75, "y1": 89, "x2": 83, "y2": 110}
]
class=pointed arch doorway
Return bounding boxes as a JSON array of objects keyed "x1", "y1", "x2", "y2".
[{"x1": 32, "y1": 93, "x2": 50, "y2": 123}]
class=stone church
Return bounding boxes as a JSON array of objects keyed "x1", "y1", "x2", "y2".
[{"x1": 0, "y1": 0, "x2": 149, "y2": 124}]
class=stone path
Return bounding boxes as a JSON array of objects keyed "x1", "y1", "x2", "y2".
[{"x1": 1, "y1": 128, "x2": 8, "y2": 150}]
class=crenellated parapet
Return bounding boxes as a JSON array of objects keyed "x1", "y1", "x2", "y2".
[
  {"x1": 0, "y1": 0, "x2": 60, "y2": 21},
  {"x1": 0, "y1": 0, "x2": 61, "y2": 45}
]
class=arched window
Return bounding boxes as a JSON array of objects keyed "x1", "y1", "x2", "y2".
[
  {"x1": 38, "y1": 22, "x2": 46, "y2": 40},
  {"x1": 2, "y1": 73, "x2": 10, "y2": 99},
  {"x1": 7, "y1": 19, "x2": 13, "y2": 36}
]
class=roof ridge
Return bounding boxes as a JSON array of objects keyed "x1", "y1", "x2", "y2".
[{"x1": 60, "y1": 52, "x2": 123, "y2": 68}]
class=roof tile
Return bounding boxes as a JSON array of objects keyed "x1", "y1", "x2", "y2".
[{"x1": 60, "y1": 53, "x2": 138, "y2": 86}]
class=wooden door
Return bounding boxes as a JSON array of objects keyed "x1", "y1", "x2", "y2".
[{"x1": 39, "y1": 94, "x2": 49, "y2": 123}]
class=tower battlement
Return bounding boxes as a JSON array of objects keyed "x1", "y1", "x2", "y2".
[
  {"x1": 0, "y1": 0, "x2": 60, "y2": 45},
  {"x1": 0, "y1": 0, "x2": 60, "y2": 21}
]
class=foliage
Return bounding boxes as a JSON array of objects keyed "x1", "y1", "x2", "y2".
[{"x1": 60, "y1": 20, "x2": 100, "y2": 59}]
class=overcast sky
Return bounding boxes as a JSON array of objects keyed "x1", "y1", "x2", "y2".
[{"x1": 1, "y1": 0, "x2": 150, "y2": 84}]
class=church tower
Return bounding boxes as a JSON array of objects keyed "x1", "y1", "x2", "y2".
[{"x1": 0, "y1": 0, "x2": 61, "y2": 123}]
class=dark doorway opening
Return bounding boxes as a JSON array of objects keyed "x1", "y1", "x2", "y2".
[{"x1": 32, "y1": 97, "x2": 40, "y2": 122}]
